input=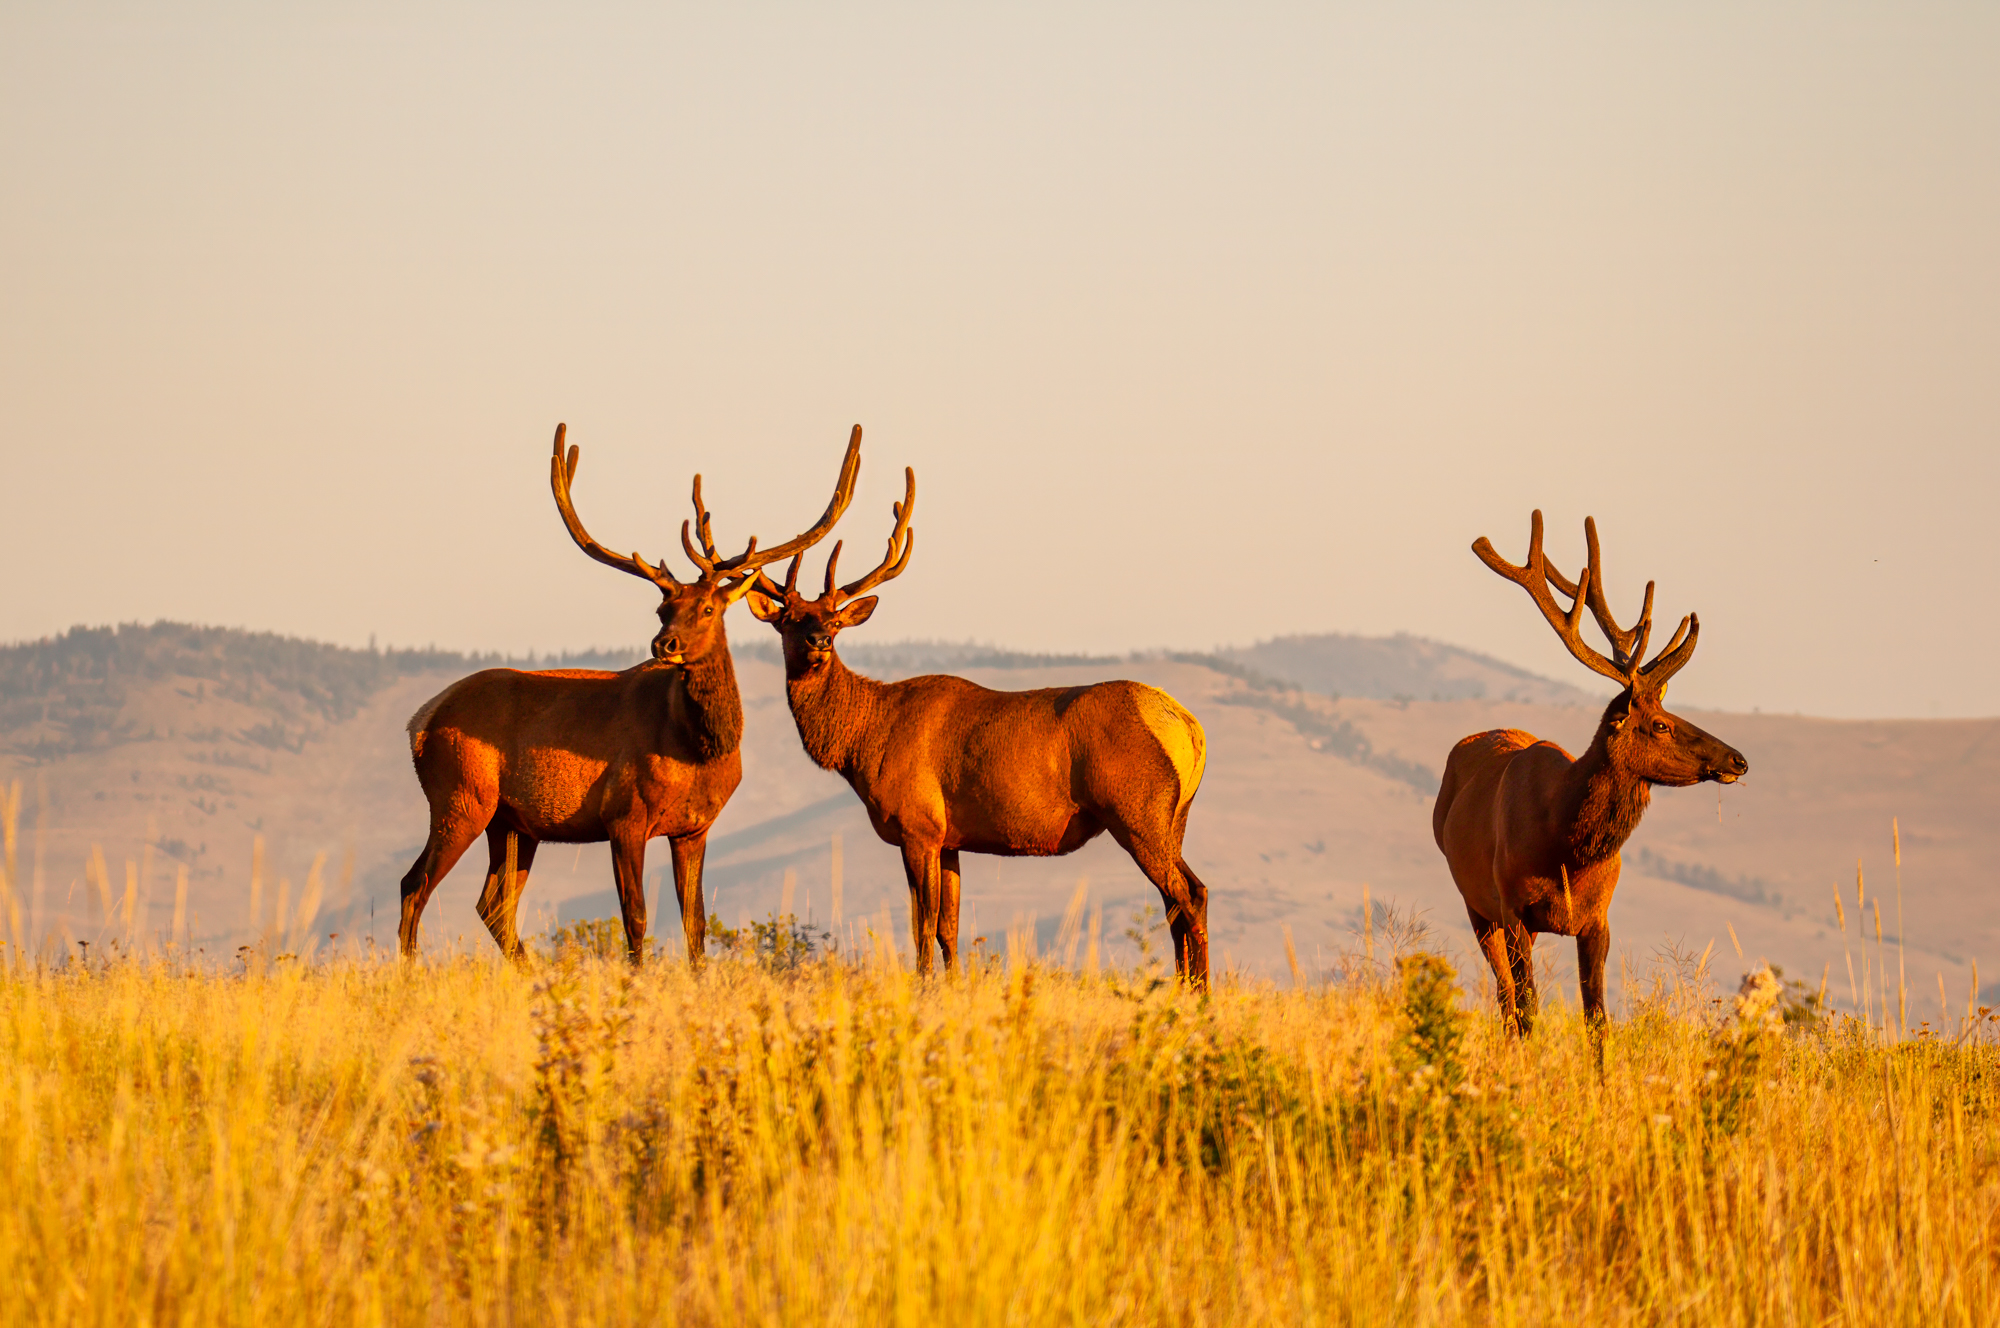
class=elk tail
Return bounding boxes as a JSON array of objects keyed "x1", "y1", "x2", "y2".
[
  {"x1": 405, "y1": 680, "x2": 463, "y2": 762},
  {"x1": 1165, "y1": 696, "x2": 1206, "y2": 825},
  {"x1": 1133, "y1": 684, "x2": 1206, "y2": 825},
  {"x1": 1183, "y1": 710, "x2": 1207, "y2": 821}
]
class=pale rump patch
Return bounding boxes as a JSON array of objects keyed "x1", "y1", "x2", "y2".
[
  {"x1": 1133, "y1": 685, "x2": 1206, "y2": 820},
  {"x1": 405, "y1": 679, "x2": 465, "y2": 760}
]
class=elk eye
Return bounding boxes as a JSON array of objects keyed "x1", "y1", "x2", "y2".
[{"x1": 1652, "y1": 719, "x2": 1670, "y2": 734}]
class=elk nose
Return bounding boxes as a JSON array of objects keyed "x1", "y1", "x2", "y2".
[
  {"x1": 807, "y1": 633, "x2": 833, "y2": 651},
  {"x1": 1727, "y1": 752, "x2": 1749, "y2": 775}
]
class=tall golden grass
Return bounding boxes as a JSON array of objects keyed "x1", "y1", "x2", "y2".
[{"x1": 0, "y1": 932, "x2": 1995, "y2": 1325}]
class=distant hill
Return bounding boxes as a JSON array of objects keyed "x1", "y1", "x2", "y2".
[
  {"x1": 0, "y1": 622, "x2": 637, "y2": 761},
  {"x1": 3, "y1": 620, "x2": 1995, "y2": 1018},
  {"x1": 732, "y1": 638, "x2": 1121, "y2": 679},
  {"x1": 740, "y1": 632, "x2": 1594, "y2": 709},
  {"x1": 1220, "y1": 632, "x2": 1595, "y2": 706}
]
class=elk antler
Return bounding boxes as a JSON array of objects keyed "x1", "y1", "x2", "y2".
[
  {"x1": 833, "y1": 465, "x2": 916, "y2": 603},
  {"x1": 550, "y1": 423, "x2": 682, "y2": 588},
  {"x1": 1542, "y1": 517, "x2": 1658, "y2": 675},
  {"x1": 1473, "y1": 511, "x2": 1700, "y2": 693},
  {"x1": 680, "y1": 425, "x2": 864, "y2": 581},
  {"x1": 757, "y1": 464, "x2": 917, "y2": 609},
  {"x1": 1636, "y1": 607, "x2": 1700, "y2": 690}
]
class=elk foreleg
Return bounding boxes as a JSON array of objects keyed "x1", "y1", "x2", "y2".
[
  {"x1": 668, "y1": 830, "x2": 710, "y2": 964},
  {"x1": 397, "y1": 816, "x2": 485, "y2": 958},
  {"x1": 1576, "y1": 923, "x2": 1612, "y2": 1036},
  {"x1": 609, "y1": 829, "x2": 651, "y2": 965},
  {"x1": 1469, "y1": 911, "x2": 1522, "y2": 1033},
  {"x1": 937, "y1": 849, "x2": 962, "y2": 973},
  {"x1": 475, "y1": 826, "x2": 539, "y2": 965},
  {"x1": 899, "y1": 841, "x2": 943, "y2": 977},
  {"x1": 1505, "y1": 922, "x2": 1539, "y2": 1036}
]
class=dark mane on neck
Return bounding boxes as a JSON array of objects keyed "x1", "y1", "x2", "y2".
[
  {"x1": 681, "y1": 633, "x2": 744, "y2": 759},
  {"x1": 1566, "y1": 691, "x2": 1654, "y2": 865},
  {"x1": 786, "y1": 650, "x2": 885, "y2": 774}
]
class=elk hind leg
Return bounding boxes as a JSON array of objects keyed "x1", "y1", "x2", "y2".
[
  {"x1": 398, "y1": 813, "x2": 486, "y2": 958},
  {"x1": 937, "y1": 850, "x2": 962, "y2": 973},
  {"x1": 475, "y1": 825, "x2": 539, "y2": 965},
  {"x1": 1171, "y1": 856, "x2": 1212, "y2": 988},
  {"x1": 1114, "y1": 830, "x2": 1210, "y2": 990}
]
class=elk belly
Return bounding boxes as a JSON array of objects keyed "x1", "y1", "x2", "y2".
[{"x1": 951, "y1": 812, "x2": 1105, "y2": 858}]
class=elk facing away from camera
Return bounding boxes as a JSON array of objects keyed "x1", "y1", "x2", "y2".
[
  {"x1": 746, "y1": 469, "x2": 1215, "y2": 986},
  {"x1": 398, "y1": 424, "x2": 860, "y2": 963},
  {"x1": 1433, "y1": 512, "x2": 1747, "y2": 1034}
]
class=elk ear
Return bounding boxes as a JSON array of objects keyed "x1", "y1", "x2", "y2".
[
  {"x1": 1605, "y1": 691, "x2": 1633, "y2": 730},
  {"x1": 744, "y1": 588, "x2": 786, "y2": 622},
  {"x1": 832, "y1": 596, "x2": 878, "y2": 629}
]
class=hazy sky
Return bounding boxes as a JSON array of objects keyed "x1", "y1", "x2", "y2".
[{"x1": 4, "y1": 3, "x2": 1995, "y2": 718}]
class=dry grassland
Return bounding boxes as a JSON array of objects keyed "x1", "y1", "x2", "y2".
[{"x1": 0, "y1": 927, "x2": 1995, "y2": 1326}]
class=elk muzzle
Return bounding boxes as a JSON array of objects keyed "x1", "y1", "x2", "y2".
[
  {"x1": 1682, "y1": 718, "x2": 1748, "y2": 784},
  {"x1": 652, "y1": 632, "x2": 687, "y2": 665},
  {"x1": 1709, "y1": 749, "x2": 1749, "y2": 784}
]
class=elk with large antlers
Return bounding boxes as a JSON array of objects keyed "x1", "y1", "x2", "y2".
[
  {"x1": 745, "y1": 466, "x2": 1216, "y2": 985},
  {"x1": 1433, "y1": 512, "x2": 1748, "y2": 1033},
  {"x1": 397, "y1": 424, "x2": 860, "y2": 962}
]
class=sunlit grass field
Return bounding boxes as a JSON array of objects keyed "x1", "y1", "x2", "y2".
[{"x1": 1, "y1": 913, "x2": 1996, "y2": 1327}]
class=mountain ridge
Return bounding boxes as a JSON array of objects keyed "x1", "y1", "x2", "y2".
[{"x1": 3, "y1": 620, "x2": 1992, "y2": 1014}]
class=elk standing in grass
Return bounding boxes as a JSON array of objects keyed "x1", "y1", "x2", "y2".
[
  {"x1": 745, "y1": 466, "x2": 1215, "y2": 985},
  {"x1": 1433, "y1": 512, "x2": 1747, "y2": 1033},
  {"x1": 398, "y1": 424, "x2": 860, "y2": 963}
]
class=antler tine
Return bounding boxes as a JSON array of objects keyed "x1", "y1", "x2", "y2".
[
  {"x1": 679, "y1": 474, "x2": 723, "y2": 575},
  {"x1": 547, "y1": 424, "x2": 679, "y2": 588},
  {"x1": 1542, "y1": 517, "x2": 1656, "y2": 674},
  {"x1": 747, "y1": 555, "x2": 799, "y2": 603},
  {"x1": 712, "y1": 424, "x2": 866, "y2": 576},
  {"x1": 1471, "y1": 510, "x2": 1630, "y2": 687},
  {"x1": 1638, "y1": 613, "x2": 1700, "y2": 690},
  {"x1": 1582, "y1": 517, "x2": 1651, "y2": 669},
  {"x1": 834, "y1": 466, "x2": 917, "y2": 603},
  {"x1": 822, "y1": 541, "x2": 844, "y2": 598},
  {"x1": 1625, "y1": 582, "x2": 1657, "y2": 672},
  {"x1": 1469, "y1": 509, "x2": 1547, "y2": 594}
]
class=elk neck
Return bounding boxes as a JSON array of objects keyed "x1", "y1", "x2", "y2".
[
  {"x1": 1555, "y1": 698, "x2": 1654, "y2": 868},
  {"x1": 672, "y1": 628, "x2": 744, "y2": 760},
  {"x1": 783, "y1": 648, "x2": 889, "y2": 776}
]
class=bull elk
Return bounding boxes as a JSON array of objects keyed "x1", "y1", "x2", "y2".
[
  {"x1": 1433, "y1": 511, "x2": 1747, "y2": 1033},
  {"x1": 398, "y1": 423, "x2": 861, "y2": 962},
  {"x1": 744, "y1": 466, "x2": 1215, "y2": 986}
]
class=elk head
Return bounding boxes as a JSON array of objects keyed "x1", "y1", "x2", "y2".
[
  {"x1": 1474, "y1": 511, "x2": 1748, "y2": 788},
  {"x1": 745, "y1": 464, "x2": 916, "y2": 674},
  {"x1": 549, "y1": 422, "x2": 862, "y2": 665}
]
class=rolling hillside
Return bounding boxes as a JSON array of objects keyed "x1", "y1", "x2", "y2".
[{"x1": 1, "y1": 622, "x2": 1992, "y2": 1016}]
